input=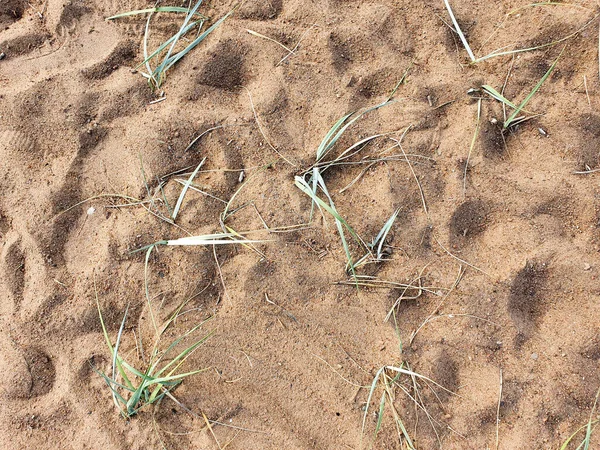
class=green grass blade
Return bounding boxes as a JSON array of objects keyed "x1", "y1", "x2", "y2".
[
  {"x1": 316, "y1": 101, "x2": 393, "y2": 163},
  {"x1": 316, "y1": 112, "x2": 354, "y2": 161},
  {"x1": 373, "y1": 391, "x2": 386, "y2": 440},
  {"x1": 362, "y1": 367, "x2": 384, "y2": 436},
  {"x1": 481, "y1": 85, "x2": 518, "y2": 110},
  {"x1": 295, "y1": 176, "x2": 362, "y2": 245},
  {"x1": 106, "y1": 7, "x2": 208, "y2": 21},
  {"x1": 96, "y1": 369, "x2": 128, "y2": 415},
  {"x1": 504, "y1": 48, "x2": 562, "y2": 128},
  {"x1": 155, "y1": 331, "x2": 214, "y2": 378},
  {"x1": 373, "y1": 209, "x2": 400, "y2": 259},
  {"x1": 318, "y1": 133, "x2": 387, "y2": 172},
  {"x1": 136, "y1": 20, "x2": 203, "y2": 69},
  {"x1": 144, "y1": 245, "x2": 159, "y2": 335},
  {"x1": 112, "y1": 304, "x2": 129, "y2": 382},
  {"x1": 153, "y1": 0, "x2": 204, "y2": 82},
  {"x1": 150, "y1": 321, "x2": 208, "y2": 373},
  {"x1": 94, "y1": 368, "x2": 135, "y2": 392},
  {"x1": 153, "y1": 4, "x2": 235, "y2": 86},
  {"x1": 386, "y1": 63, "x2": 412, "y2": 102},
  {"x1": 95, "y1": 278, "x2": 133, "y2": 389},
  {"x1": 162, "y1": 7, "x2": 235, "y2": 74},
  {"x1": 120, "y1": 360, "x2": 150, "y2": 379},
  {"x1": 148, "y1": 380, "x2": 182, "y2": 404},
  {"x1": 126, "y1": 384, "x2": 147, "y2": 415},
  {"x1": 172, "y1": 157, "x2": 206, "y2": 221},
  {"x1": 141, "y1": 10, "x2": 156, "y2": 86},
  {"x1": 296, "y1": 174, "x2": 363, "y2": 277}
]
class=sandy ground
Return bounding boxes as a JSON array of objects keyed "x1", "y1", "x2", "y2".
[{"x1": 2, "y1": 0, "x2": 600, "y2": 448}]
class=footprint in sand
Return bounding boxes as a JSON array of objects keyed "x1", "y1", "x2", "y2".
[
  {"x1": 0, "y1": 129, "x2": 37, "y2": 156},
  {"x1": 0, "y1": 334, "x2": 32, "y2": 399},
  {"x1": 0, "y1": 234, "x2": 26, "y2": 315}
]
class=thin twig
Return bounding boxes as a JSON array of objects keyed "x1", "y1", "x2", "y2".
[
  {"x1": 410, "y1": 266, "x2": 465, "y2": 344},
  {"x1": 463, "y1": 98, "x2": 482, "y2": 196},
  {"x1": 247, "y1": 29, "x2": 294, "y2": 53},
  {"x1": 244, "y1": 87, "x2": 296, "y2": 166},
  {"x1": 433, "y1": 233, "x2": 490, "y2": 276},
  {"x1": 277, "y1": 23, "x2": 317, "y2": 66},
  {"x1": 584, "y1": 75, "x2": 592, "y2": 106},
  {"x1": 393, "y1": 132, "x2": 429, "y2": 219},
  {"x1": 213, "y1": 244, "x2": 231, "y2": 303},
  {"x1": 202, "y1": 412, "x2": 223, "y2": 450},
  {"x1": 496, "y1": 368, "x2": 503, "y2": 450}
]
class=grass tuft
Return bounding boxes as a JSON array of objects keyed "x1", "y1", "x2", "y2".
[
  {"x1": 107, "y1": 1, "x2": 236, "y2": 89},
  {"x1": 481, "y1": 48, "x2": 562, "y2": 129},
  {"x1": 94, "y1": 276, "x2": 213, "y2": 418},
  {"x1": 295, "y1": 98, "x2": 395, "y2": 275}
]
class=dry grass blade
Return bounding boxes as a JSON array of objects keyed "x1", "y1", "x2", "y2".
[
  {"x1": 245, "y1": 87, "x2": 296, "y2": 166},
  {"x1": 106, "y1": 6, "x2": 207, "y2": 20},
  {"x1": 443, "y1": 0, "x2": 476, "y2": 62},
  {"x1": 246, "y1": 29, "x2": 294, "y2": 53},
  {"x1": 476, "y1": 15, "x2": 596, "y2": 63},
  {"x1": 221, "y1": 163, "x2": 272, "y2": 224},
  {"x1": 315, "y1": 100, "x2": 393, "y2": 164},
  {"x1": 163, "y1": 232, "x2": 268, "y2": 247},
  {"x1": 409, "y1": 266, "x2": 464, "y2": 344},
  {"x1": 362, "y1": 363, "x2": 453, "y2": 448},
  {"x1": 463, "y1": 98, "x2": 482, "y2": 195},
  {"x1": 172, "y1": 157, "x2": 206, "y2": 221}
]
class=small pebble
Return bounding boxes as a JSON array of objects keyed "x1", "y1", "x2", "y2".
[
  {"x1": 0, "y1": 52, "x2": 5, "y2": 60},
  {"x1": 531, "y1": 353, "x2": 538, "y2": 360},
  {"x1": 584, "y1": 263, "x2": 591, "y2": 271},
  {"x1": 87, "y1": 206, "x2": 96, "y2": 215}
]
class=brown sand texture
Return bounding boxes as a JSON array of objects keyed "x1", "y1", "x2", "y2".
[{"x1": 1, "y1": 0, "x2": 600, "y2": 449}]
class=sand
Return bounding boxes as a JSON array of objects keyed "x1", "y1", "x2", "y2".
[{"x1": 1, "y1": 0, "x2": 600, "y2": 448}]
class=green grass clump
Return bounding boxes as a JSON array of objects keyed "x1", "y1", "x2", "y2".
[
  {"x1": 94, "y1": 285, "x2": 213, "y2": 418},
  {"x1": 107, "y1": 1, "x2": 236, "y2": 89},
  {"x1": 295, "y1": 99, "x2": 394, "y2": 276},
  {"x1": 481, "y1": 49, "x2": 562, "y2": 129},
  {"x1": 95, "y1": 229, "x2": 268, "y2": 418}
]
